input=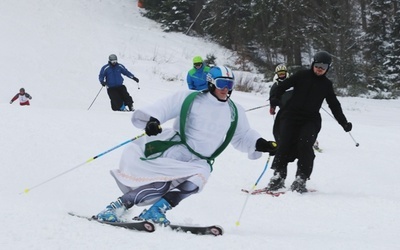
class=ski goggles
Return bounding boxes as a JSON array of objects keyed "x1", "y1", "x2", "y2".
[
  {"x1": 110, "y1": 60, "x2": 118, "y2": 64},
  {"x1": 313, "y1": 62, "x2": 329, "y2": 70},
  {"x1": 213, "y1": 78, "x2": 235, "y2": 90}
]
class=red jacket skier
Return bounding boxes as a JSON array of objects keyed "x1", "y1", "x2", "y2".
[{"x1": 10, "y1": 88, "x2": 32, "y2": 106}]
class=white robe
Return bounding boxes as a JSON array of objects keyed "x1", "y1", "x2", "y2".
[{"x1": 111, "y1": 90, "x2": 262, "y2": 196}]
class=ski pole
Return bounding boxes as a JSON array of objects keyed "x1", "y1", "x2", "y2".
[
  {"x1": 235, "y1": 155, "x2": 272, "y2": 226},
  {"x1": 321, "y1": 107, "x2": 360, "y2": 147},
  {"x1": 349, "y1": 132, "x2": 360, "y2": 147},
  {"x1": 87, "y1": 86, "x2": 104, "y2": 110},
  {"x1": 21, "y1": 132, "x2": 146, "y2": 194},
  {"x1": 245, "y1": 104, "x2": 269, "y2": 112}
]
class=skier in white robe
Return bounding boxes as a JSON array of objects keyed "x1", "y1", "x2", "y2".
[{"x1": 96, "y1": 66, "x2": 278, "y2": 225}]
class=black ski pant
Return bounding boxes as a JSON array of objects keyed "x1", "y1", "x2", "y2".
[
  {"x1": 272, "y1": 111, "x2": 297, "y2": 163},
  {"x1": 271, "y1": 116, "x2": 320, "y2": 180},
  {"x1": 107, "y1": 85, "x2": 133, "y2": 111}
]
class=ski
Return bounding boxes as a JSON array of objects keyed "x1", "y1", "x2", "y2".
[
  {"x1": 241, "y1": 188, "x2": 284, "y2": 196},
  {"x1": 68, "y1": 212, "x2": 155, "y2": 233},
  {"x1": 168, "y1": 224, "x2": 223, "y2": 236},
  {"x1": 69, "y1": 212, "x2": 222, "y2": 236},
  {"x1": 241, "y1": 188, "x2": 317, "y2": 196}
]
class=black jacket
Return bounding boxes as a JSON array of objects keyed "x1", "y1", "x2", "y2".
[
  {"x1": 270, "y1": 69, "x2": 348, "y2": 126},
  {"x1": 270, "y1": 78, "x2": 293, "y2": 109}
]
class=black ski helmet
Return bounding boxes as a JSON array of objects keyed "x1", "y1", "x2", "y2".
[
  {"x1": 20, "y1": 88, "x2": 25, "y2": 92},
  {"x1": 313, "y1": 51, "x2": 332, "y2": 65},
  {"x1": 311, "y1": 51, "x2": 332, "y2": 75}
]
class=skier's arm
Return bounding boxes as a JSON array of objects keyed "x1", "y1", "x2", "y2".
[
  {"x1": 99, "y1": 66, "x2": 107, "y2": 84},
  {"x1": 325, "y1": 84, "x2": 352, "y2": 132},
  {"x1": 10, "y1": 94, "x2": 18, "y2": 103},
  {"x1": 119, "y1": 65, "x2": 135, "y2": 78},
  {"x1": 230, "y1": 104, "x2": 274, "y2": 159},
  {"x1": 186, "y1": 73, "x2": 195, "y2": 90},
  {"x1": 131, "y1": 90, "x2": 191, "y2": 129}
]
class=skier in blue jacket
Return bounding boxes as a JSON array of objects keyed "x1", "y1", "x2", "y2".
[
  {"x1": 186, "y1": 56, "x2": 210, "y2": 91},
  {"x1": 99, "y1": 54, "x2": 139, "y2": 111}
]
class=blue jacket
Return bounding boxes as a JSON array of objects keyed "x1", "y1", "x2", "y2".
[
  {"x1": 99, "y1": 63, "x2": 135, "y2": 88},
  {"x1": 186, "y1": 65, "x2": 210, "y2": 91}
]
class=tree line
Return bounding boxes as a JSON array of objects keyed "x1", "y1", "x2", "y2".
[{"x1": 141, "y1": 0, "x2": 399, "y2": 98}]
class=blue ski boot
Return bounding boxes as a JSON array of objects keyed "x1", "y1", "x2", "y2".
[
  {"x1": 139, "y1": 198, "x2": 172, "y2": 225},
  {"x1": 96, "y1": 198, "x2": 126, "y2": 222}
]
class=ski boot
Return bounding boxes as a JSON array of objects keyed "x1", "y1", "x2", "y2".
[
  {"x1": 290, "y1": 176, "x2": 308, "y2": 193},
  {"x1": 266, "y1": 173, "x2": 285, "y2": 191},
  {"x1": 139, "y1": 198, "x2": 172, "y2": 226},
  {"x1": 96, "y1": 198, "x2": 126, "y2": 222}
]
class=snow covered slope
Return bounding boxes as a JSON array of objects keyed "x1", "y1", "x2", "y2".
[{"x1": 1, "y1": 1, "x2": 399, "y2": 249}]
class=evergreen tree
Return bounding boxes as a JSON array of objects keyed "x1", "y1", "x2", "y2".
[
  {"x1": 143, "y1": 0, "x2": 192, "y2": 32},
  {"x1": 332, "y1": 0, "x2": 365, "y2": 95},
  {"x1": 387, "y1": 7, "x2": 400, "y2": 94},
  {"x1": 137, "y1": 0, "x2": 399, "y2": 98},
  {"x1": 202, "y1": 0, "x2": 253, "y2": 69},
  {"x1": 363, "y1": 0, "x2": 393, "y2": 94}
]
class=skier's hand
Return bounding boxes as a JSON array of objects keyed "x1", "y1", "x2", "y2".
[
  {"x1": 269, "y1": 107, "x2": 276, "y2": 115},
  {"x1": 145, "y1": 117, "x2": 162, "y2": 136},
  {"x1": 342, "y1": 122, "x2": 352, "y2": 132},
  {"x1": 132, "y1": 76, "x2": 139, "y2": 83},
  {"x1": 255, "y1": 138, "x2": 277, "y2": 155},
  {"x1": 101, "y1": 81, "x2": 106, "y2": 87},
  {"x1": 9, "y1": 101, "x2": 12, "y2": 104}
]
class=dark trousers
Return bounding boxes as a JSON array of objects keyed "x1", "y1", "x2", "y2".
[
  {"x1": 272, "y1": 111, "x2": 297, "y2": 163},
  {"x1": 107, "y1": 85, "x2": 133, "y2": 111},
  {"x1": 271, "y1": 116, "x2": 320, "y2": 179}
]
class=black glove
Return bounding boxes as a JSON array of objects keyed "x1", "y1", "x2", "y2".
[
  {"x1": 145, "y1": 117, "x2": 162, "y2": 136},
  {"x1": 101, "y1": 81, "x2": 106, "y2": 87},
  {"x1": 132, "y1": 76, "x2": 139, "y2": 83},
  {"x1": 342, "y1": 122, "x2": 352, "y2": 132},
  {"x1": 269, "y1": 98, "x2": 280, "y2": 108},
  {"x1": 255, "y1": 138, "x2": 278, "y2": 155}
]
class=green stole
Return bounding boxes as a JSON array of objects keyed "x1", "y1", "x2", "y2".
[{"x1": 142, "y1": 92, "x2": 238, "y2": 171}]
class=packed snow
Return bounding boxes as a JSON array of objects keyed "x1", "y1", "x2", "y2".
[{"x1": 1, "y1": 1, "x2": 399, "y2": 249}]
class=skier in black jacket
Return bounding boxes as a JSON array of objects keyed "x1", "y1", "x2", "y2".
[{"x1": 266, "y1": 51, "x2": 352, "y2": 193}]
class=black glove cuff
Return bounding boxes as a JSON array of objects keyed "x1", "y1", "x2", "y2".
[{"x1": 149, "y1": 117, "x2": 159, "y2": 123}]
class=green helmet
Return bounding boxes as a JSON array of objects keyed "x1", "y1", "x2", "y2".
[{"x1": 193, "y1": 56, "x2": 203, "y2": 64}]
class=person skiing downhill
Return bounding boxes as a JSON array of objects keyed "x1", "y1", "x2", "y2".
[
  {"x1": 269, "y1": 64, "x2": 291, "y2": 142},
  {"x1": 266, "y1": 51, "x2": 352, "y2": 193},
  {"x1": 269, "y1": 65, "x2": 321, "y2": 161},
  {"x1": 186, "y1": 56, "x2": 210, "y2": 91},
  {"x1": 10, "y1": 88, "x2": 32, "y2": 106},
  {"x1": 96, "y1": 66, "x2": 277, "y2": 225},
  {"x1": 99, "y1": 54, "x2": 139, "y2": 111}
]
